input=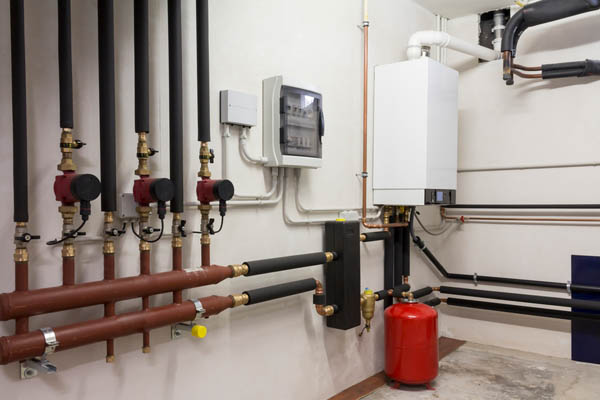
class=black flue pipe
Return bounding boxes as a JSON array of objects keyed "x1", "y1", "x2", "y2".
[
  {"x1": 10, "y1": 0, "x2": 28, "y2": 223},
  {"x1": 134, "y1": 0, "x2": 149, "y2": 134},
  {"x1": 197, "y1": 0, "x2": 210, "y2": 142},
  {"x1": 440, "y1": 286, "x2": 600, "y2": 312},
  {"x1": 446, "y1": 297, "x2": 600, "y2": 322},
  {"x1": 168, "y1": 0, "x2": 184, "y2": 214},
  {"x1": 244, "y1": 278, "x2": 317, "y2": 305},
  {"x1": 98, "y1": 0, "x2": 117, "y2": 212},
  {"x1": 244, "y1": 252, "x2": 337, "y2": 276},
  {"x1": 58, "y1": 0, "x2": 73, "y2": 129}
]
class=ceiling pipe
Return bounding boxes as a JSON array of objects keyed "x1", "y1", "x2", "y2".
[{"x1": 406, "y1": 31, "x2": 501, "y2": 61}]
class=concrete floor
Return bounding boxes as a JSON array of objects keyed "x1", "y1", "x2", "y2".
[{"x1": 363, "y1": 342, "x2": 600, "y2": 400}]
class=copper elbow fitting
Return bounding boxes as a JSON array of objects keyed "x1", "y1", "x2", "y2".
[{"x1": 314, "y1": 280, "x2": 335, "y2": 317}]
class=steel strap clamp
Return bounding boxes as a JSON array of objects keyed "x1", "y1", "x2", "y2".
[
  {"x1": 40, "y1": 327, "x2": 59, "y2": 355},
  {"x1": 473, "y1": 273, "x2": 478, "y2": 286},
  {"x1": 566, "y1": 280, "x2": 572, "y2": 297},
  {"x1": 193, "y1": 299, "x2": 206, "y2": 321}
]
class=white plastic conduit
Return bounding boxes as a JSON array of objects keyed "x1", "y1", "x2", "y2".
[{"x1": 406, "y1": 31, "x2": 501, "y2": 62}]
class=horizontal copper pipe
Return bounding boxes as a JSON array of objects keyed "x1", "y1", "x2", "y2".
[
  {"x1": 0, "y1": 295, "x2": 234, "y2": 365},
  {"x1": 0, "y1": 265, "x2": 235, "y2": 321}
]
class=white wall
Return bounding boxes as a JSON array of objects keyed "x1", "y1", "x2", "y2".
[
  {"x1": 0, "y1": 1, "x2": 436, "y2": 399},
  {"x1": 428, "y1": 10, "x2": 600, "y2": 358}
]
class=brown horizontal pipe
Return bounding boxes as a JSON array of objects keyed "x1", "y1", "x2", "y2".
[
  {"x1": 0, "y1": 265, "x2": 234, "y2": 321},
  {"x1": 0, "y1": 295, "x2": 234, "y2": 365}
]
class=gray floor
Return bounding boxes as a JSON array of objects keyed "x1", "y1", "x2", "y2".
[{"x1": 363, "y1": 342, "x2": 600, "y2": 400}]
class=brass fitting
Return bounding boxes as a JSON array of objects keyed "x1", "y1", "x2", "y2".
[
  {"x1": 59, "y1": 205, "x2": 78, "y2": 225},
  {"x1": 325, "y1": 252, "x2": 335, "y2": 263},
  {"x1": 171, "y1": 213, "x2": 183, "y2": 248},
  {"x1": 58, "y1": 128, "x2": 77, "y2": 172},
  {"x1": 103, "y1": 241, "x2": 115, "y2": 255},
  {"x1": 231, "y1": 293, "x2": 249, "y2": 308},
  {"x1": 13, "y1": 248, "x2": 28, "y2": 263},
  {"x1": 143, "y1": 346, "x2": 151, "y2": 354},
  {"x1": 230, "y1": 264, "x2": 249, "y2": 278},
  {"x1": 314, "y1": 280, "x2": 336, "y2": 317},
  {"x1": 135, "y1": 132, "x2": 151, "y2": 177},
  {"x1": 383, "y1": 206, "x2": 394, "y2": 231},
  {"x1": 136, "y1": 206, "x2": 152, "y2": 223},
  {"x1": 199, "y1": 204, "x2": 211, "y2": 245},
  {"x1": 359, "y1": 233, "x2": 367, "y2": 242},
  {"x1": 62, "y1": 244, "x2": 75, "y2": 258},
  {"x1": 103, "y1": 212, "x2": 115, "y2": 254},
  {"x1": 139, "y1": 241, "x2": 150, "y2": 252},
  {"x1": 106, "y1": 355, "x2": 115, "y2": 363},
  {"x1": 432, "y1": 287, "x2": 440, "y2": 292},
  {"x1": 360, "y1": 289, "x2": 376, "y2": 332},
  {"x1": 198, "y1": 142, "x2": 212, "y2": 179}
]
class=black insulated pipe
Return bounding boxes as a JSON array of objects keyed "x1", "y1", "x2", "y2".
[
  {"x1": 98, "y1": 0, "x2": 117, "y2": 212},
  {"x1": 361, "y1": 231, "x2": 390, "y2": 242},
  {"x1": 422, "y1": 298, "x2": 441, "y2": 307},
  {"x1": 542, "y1": 59, "x2": 600, "y2": 79},
  {"x1": 502, "y1": 0, "x2": 600, "y2": 56},
  {"x1": 244, "y1": 278, "x2": 317, "y2": 305},
  {"x1": 445, "y1": 204, "x2": 600, "y2": 209},
  {"x1": 446, "y1": 298, "x2": 600, "y2": 322},
  {"x1": 244, "y1": 252, "x2": 337, "y2": 276},
  {"x1": 58, "y1": 0, "x2": 73, "y2": 129},
  {"x1": 413, "y1": 235, "x2": 600, "y2": 295},
  {"x1": 197, "y1": 0, "x2": 210, "y2": 142},
  {"x1": 383, "y1": 227, "x2": 394, "y2": 308},
  {"x1": 391, "y1": 284, "x2": 411, "y2": 298},
  {"x1": 134, "y1": 0, "x2": 149, "y2": 133},
  {"x1": 412, "y1": 287, "x2": 433, "y2": 299},
  {"x1": 168, "y1": 0, "x2": 184, "y2": 214},
  {"x1": 440, "y1": 286, "x2": 600, "y2": 312},
  {"x1": 10, "y1": 0, "x2": 28, "y2": 223}
]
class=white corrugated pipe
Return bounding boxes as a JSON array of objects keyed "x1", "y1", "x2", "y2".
[{"x1": 406, "y1": 31, "x2": 501, "y2": 61}]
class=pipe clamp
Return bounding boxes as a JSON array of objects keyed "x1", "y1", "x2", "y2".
[
  {"x1": 473, "y1": 273, "x2": 478, "y2": 286},
  {"x1": 40, "y1": 327, "x2": 59, "y2": 355},
  {"x1": 193, "y1": 300, "x2": 206, "y2": 320},
  {"x1": 566, "y1": 281, "x2": 572, "y2": 297}
]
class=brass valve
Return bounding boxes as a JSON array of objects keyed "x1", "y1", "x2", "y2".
[{"x1": 360, "y1": 288, "x2": 376, "y2": 333}]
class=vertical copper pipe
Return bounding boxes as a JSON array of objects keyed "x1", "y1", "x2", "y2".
[
  {"x1": 201, "y1": 243, "x2": 210, "y2": 267},
  {"x1": 62, "y1": 255, "x2": 75, "y2": 286},
  {"x1": 103, "y1": 212, "x2": 115, "y2": 362},
  {"x1": 140, "y1": 246, "x2": 150, "y2": 352},
  {"x1": 14, "y1": 259, "x2": 28, "y2": 334},
  {"x1": 172, "y1": 246, "x2": 182, "y2": 304}
]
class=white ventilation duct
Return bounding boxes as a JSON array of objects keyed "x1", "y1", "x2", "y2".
[{"x1": 406, "y1": 31, "x2": 501, "y2": 61}]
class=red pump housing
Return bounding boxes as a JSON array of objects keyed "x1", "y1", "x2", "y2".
[
  {"x1": 384, "y1": 301, "x2": 438, "y2": 385},
  {"x1": 196, "y1": 179, "x2": 234, "y2": 204}
]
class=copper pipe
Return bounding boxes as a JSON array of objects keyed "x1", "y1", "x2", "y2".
[
  {"x1": 359, "y1": 21, "x2": 408, "y2": 230},
  {"x1": 443, "y1": 214, "x2": 600, "y2": 224},
  {"x1": 14, "y1": 260, "x2": 28, "y2": 334},
  {"x1": 0, "y1": 295, "x2": 235, "y2": 365},
  {"x1": 513, "y1": 63, "x2": 542, "y2": 71},
  {"x1": 202, "y1": 243, "x2": 210, "y2": 267},
  {"x1": 104, "y1": 251, "x2": 115, "y2": 362},
  {"x1": 140, "y1": 247, "x2": 151, "y2": 353},
  {"x1": 314, "y1": 280, "x2": 335, "y2": 317},
  {"x1": 513, "y1": 70, "x2": 542, "y2": 79},
  {"x1": 62, "y1": 254, "x2": 75, "y2": 286},
  {"x1": 172, "y1": 247, "x2": 183, "y2": 304},
  {"x1": 0, "y1": 265, "x2": 236, "y2": 321}
]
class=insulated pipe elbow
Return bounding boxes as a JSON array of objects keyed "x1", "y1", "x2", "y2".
[{"x1": 407, "y1": 31, "x2": 500, "y2": 61}]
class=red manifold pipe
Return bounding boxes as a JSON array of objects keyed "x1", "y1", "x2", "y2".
[
  {"x1": 141, "y1": 248, "x2": 151, "y2": 351},
  {"x1": 0, "y1": 265, "x2": 235, "y2": 321},
  {"x1": 104, "y1": 250, "x2": 115, "y2": 361},
  {"x1": 0, "y1": 295, "x2": 234, "y2": 365},
  {"x1": 173, "y1": 246, "x2": 183, "y2": 304}
]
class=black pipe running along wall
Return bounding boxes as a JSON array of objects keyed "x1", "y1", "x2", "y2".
[
  {"x1": 168, "y1": 0, "x2": 184, "y2": 214},
  {"x1": 446, "y1": 298, "x2": 600, "y2": 322},
  {"x1": 197, "y1": 0, "x2": 210, "y2": 142},
  {"x1": 244, "y1": 278, "x2": 317, "y2": 305},
  {"x1": 439, "y1": 286, "x2": 600, "y2": 312},
  {"x1": 244, "y1": 252, "x2": 338, "y2": 276},
  {"x1": 445, "y1": 204, "x2": 600, "y2": 209},
  {"x1": 10, "y1": 0, "x2": 28, "y2": 223},
  {"x1": 134, "y1": 0, "x2": 149, "y2": 134},
  {"x1": 58, "y1": 0, "x2": 73, "y2": 129},
  {"x1": 383, "y1": 228, "x2": 395, "y2": 308},
  {"x1": 411, "y1": 233, "x2": 600, "y2": 295},
  {"x1": 98, "y1": 0, "x2": 117, "y2": 212}
]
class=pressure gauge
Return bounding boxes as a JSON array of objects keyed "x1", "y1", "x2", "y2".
[{"x1": 263, "y1": 76, "x2": 324, "y2": 168}]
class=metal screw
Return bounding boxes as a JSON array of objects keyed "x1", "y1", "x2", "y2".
[{"x1": 24, "y1": 368, "x2": 36, "y2": 378}]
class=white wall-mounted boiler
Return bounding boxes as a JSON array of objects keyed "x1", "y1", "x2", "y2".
[{"x1": 373, "y1": 57, "x2": 458, "y2": 206}]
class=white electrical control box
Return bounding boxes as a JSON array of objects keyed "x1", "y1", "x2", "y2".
[
  {"x1": 263, "y1": 76, "x2": 324, "y2": 168},
  {"x1": 373, "y1": 57, "x2": 458, "y2": 206},
  {"x1": 220, "y1": 90, "x2": 258, "y2": 127}
]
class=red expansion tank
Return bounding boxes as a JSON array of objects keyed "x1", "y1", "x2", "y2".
[{"x1": 384, "y1": 301, "x2": 438, "y2": 385}]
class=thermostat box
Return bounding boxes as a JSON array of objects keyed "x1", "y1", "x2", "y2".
[
  {"x1": 373, "y1": 57, "x2": 458, "y2": 206},
  {"x1": 220, "y1": 90, "x2": 257, "y2": 127}
]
